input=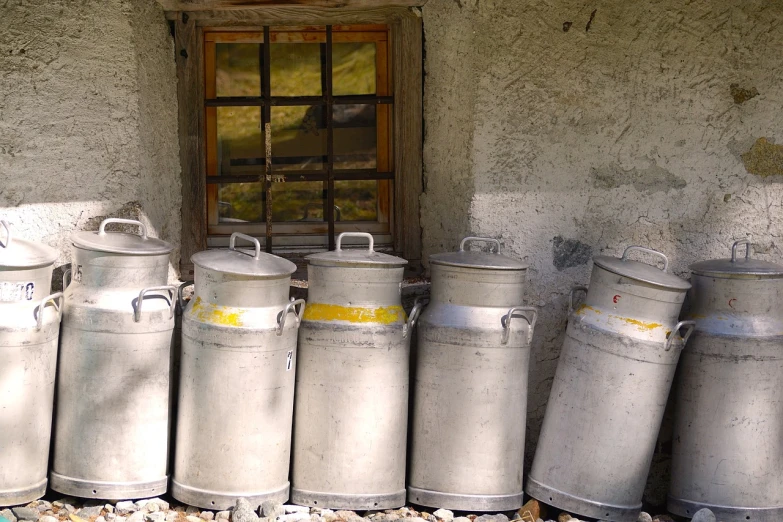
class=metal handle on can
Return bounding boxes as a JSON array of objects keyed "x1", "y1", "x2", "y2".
[
  {"x1": 403, "y1": 297, "x2": 427, "y2": 339},
  {"x1": 459, "y1": 236, "x2": 501, "y2": 254},
  {"x1": 0, "y1": 220, "x2": 10, "y2": 248},
  {"x1": 501, "y1": 306, "x2": 538, "y2": 345},
  {"x1": 277, "y1": 298, "x2": 306, "y2": 336},
  {"x1": 335, "y1": 232, "x2": 374, "y2": 252},
  {"x1": 229, "y1": 232, "x2": 262, "y2": 259},
  {"x1": 621, "y1": 246, "x2": 669, "y2": 272},
  {"x1": 98, "y1": 218, "x2": 148, "y2": 239},
  {"x1": 731, "y1": 239, "x2": 752, "y2": 262},
  {"x1": 35, "y1": 292, "x2": 64, "y2": 331},
  {"x1": 664, "y1": 320, "x2": 696, "y2": 352},
  {"x1": 134, "y1": 285, "x2": 177, "y2": 322},
  {"x1": 568, "y1": 285, "x2": 588, "y2": 314},
  {"x1": 177, "y1": 281, "x2": 195, "y2": 314},
  {"x1": 62, "y1": 268, "x2": 72, "y2": 290}
]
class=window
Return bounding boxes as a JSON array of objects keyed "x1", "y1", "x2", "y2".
[
  {"x1": 172, "y1": 6, "x2": 423, "y2": 276},
  {"x1": 204, "y1": 26, "x2": 393, "y2": 251}
]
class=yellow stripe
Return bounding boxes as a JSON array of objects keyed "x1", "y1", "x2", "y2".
[
  {"x1": 190, "y1": 296, "x2": 244, "y2": 326},
  {"x1": 303, "y1": 303, "x2": 405, "y2": 324}
]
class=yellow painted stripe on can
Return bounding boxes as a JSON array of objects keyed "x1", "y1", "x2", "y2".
[
  {"x1": 303, "y1": 303, "x2": 405, "y2": 324},
  {"x1": 190, "y1": 296, "x2": 244, "y2": 326},
  {"x1": 608, "y1": 314, "x2": 663, "y2": 331},
  {"x1": 575, "y1": 304, "x2": 602, "y2": 315}
]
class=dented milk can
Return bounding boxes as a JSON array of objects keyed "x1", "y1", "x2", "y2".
[
  {"x1": 669, "y1": 240, "x2": 783, "y2": 522},
  {"x1": 527, "y1": 246, "x2": 695, "y2": 522},
  {"x1": 291, "y1": 233, "x2": 419, "y2": 509},
  {"x1": 0, "y1": 220, "x2": 63, "y2": 506},
  {"x1": 51, "y1": 219, "x2": 176, "y2": 499},
  {"x1": 408, "y1": 237, "x2": 537, "y2": 512},
  {"x1": 173, "y1": 233, "x2": 303, "y2": 509}
]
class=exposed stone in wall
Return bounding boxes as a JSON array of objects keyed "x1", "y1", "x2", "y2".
[
  {"x1": 730, "y1": 83, "x2": 759, "y2": 104},
  {"x1": 421, "y1": 0, "x2": 783, "y2": 507},
  {"x1": 741, "y1": 137, "x2": 783, "y2": 177},
  {"x1": 0, "y1": 0, "x2": 180, "y2": 280},
  {"x1": 552, "y1": 236, "x2": 591, "y2": 270}
]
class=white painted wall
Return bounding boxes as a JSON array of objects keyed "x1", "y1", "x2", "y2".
[
  {"x1": 0, "y1": 0, "x2": 180, "y2": 285},
  {"x1": 421, "y1": 0, "x2": 783, "y2": 504}
]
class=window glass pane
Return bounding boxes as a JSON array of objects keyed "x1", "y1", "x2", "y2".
[
  {"x1": 215, "y1": 107, "x2": 265, "y2": 176},
  {"x1": 216, "y1": 106, "x2": 264, "y2": 176},
  {"x1": 272, "y1": 106, "x2": 326, "y2": 171},
  {"x1": 216, "y1": 43, "x2": 261, "y2": 97},
  {"x1": 270, "y1": 43, "x2": 322, "y2": 97},
  {"x1": 335, "y1": 180, "x2": 378, "y2": 222},
  {"x1": 272, "y1": 181, "x2": 325, "y2": 222},
  {"x1": 218, "y1": 183, "x2": 265, "y2": 223},
  {"x1": 333, "y1": 42, "x2": 376, "y2": 96},
  {"x1": 334, "y1": 104, "x2": 377, "y2": 170}
]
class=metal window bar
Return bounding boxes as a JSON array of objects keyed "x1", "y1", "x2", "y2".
[{"x1": 208, "y1": 26, "x2": 394, "y2": 252}]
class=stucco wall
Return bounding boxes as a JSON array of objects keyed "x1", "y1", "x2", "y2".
[
  {"x1": 421, "y1": 0, "x2": 783, "y2": 506},
  {"x1": 0, "y1": 0, "x2": 180, "y2": 284}
]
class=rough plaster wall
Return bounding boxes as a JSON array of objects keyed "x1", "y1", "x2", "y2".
[
  {"x1": 422, "y1": 0, "x2": 783, "y2": 506},
  {"x1": 0, "y1": 0, "x2": 180, "y2": 285}
]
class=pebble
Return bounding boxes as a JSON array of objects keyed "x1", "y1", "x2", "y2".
[
  {"x1": 187, "y1": 516, "x2": 203, "y2": 522},
  {"x1": 452, "y1": 518, "x2": 471, "y2": 522},
  {"x1": 77, "y1": 506, "x2": 104, "y2": 518},
  {"x1": 116, "y1": 517, "x2": 128, "y2": 522},
  {"x1": 116, "y1": 503, "x2": 137, "y2": 515},
  {"x1": 1, "y1": 509, "x2": 17, "y2": 522},
  {"x1": 164, "y1": 513, "x2": 178, "y2": 522},
  {"x1": 278, "y1": 514, "x2": 310, "y2": 522},
  {"x1": 216, "y1": 513, "x2": 231, "y2": 521},
  {"x1": 40, "y1": 517, "x2": 58, "y2": 522},
  {"x1": 233, "y1": 499, "x2": 259, "y2": 522},
  {"x1": 186, "y1": 508, "x2": 201, "y2": 516},
  {"x1": 474, "y1": 516, "x2": 508, "y2": 522},
  {"x1": 128, "y1": 511, "x2": 146, "y2": 522},
  {"x1": 11, "y1": 509, "x2": 38, "y2": 521},
  {"x1": 637, "y1": 513, "x2": 652, "y2": 522},
  {"x1": 557, "y1": 515, "x2": 572, "y2": 522},
  {"x1": 261, "y1": 503, "x2": 284, "y2": 519},
  {"x1": 652, "y1": 517, "x2": 674, "y2": 522},
  {"x1": 96, "y1": 517, "x2": 107, "y2": 522},
  {"x1": 105, "y1": 506, "x2": 116, "y2": 514},
  {"x1": 107, "y1": 515, "x2": 118, "y2": 522},
  {"x1": 201, "y1": 512, "x2": 215, "y2": 521},
  {"x1": 691, "y1": 509, "x2": 716, "y2": 522},
  {"x1": 284, "y1": 507, "x2": 309, "y2": 515},
  {"x1": 147, "y1": 514, "x2": 166, "y2": 522}
]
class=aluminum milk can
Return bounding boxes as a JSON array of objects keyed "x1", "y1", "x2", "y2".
[
  {"x1": 408, "y1": 237, "x2": 537, "y2": 512},
  {"x1": 51, "y1": 218, "x2": 176, "y2": 499},
  {"x1": 668, "y1": 240, "x2": 783, "y2": 522},
  {"x1": 527, "y1": 246, "x2": 695, "y2": 522},
  {"x1": 291, "y1": 232, "x2": 418, "y2": 510},
  {"x1": 0, "y1": 220, "x2": 63, "y2": 506},
  {"x1": 172, "y1": 233, "x2": 302, "y2": 510}
]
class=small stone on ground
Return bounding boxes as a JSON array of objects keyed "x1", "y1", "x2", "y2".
[{"x1": 691, "y1": 509, "x2": 716, "y2": 522}]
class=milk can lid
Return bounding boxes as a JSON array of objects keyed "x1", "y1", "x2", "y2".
[
  {"x1": 72, "y1": 219, "x2": 173, "y2": 255},
  {"x1": 191, "y1": 233, "x2": 296, "y2": 277},
  {"x1": 689, "y1": 239, "x2": 783, "y2": 277},
  {"x1": 306, "y1": 233, "x2": 407, "y2": 268},
  {"x1": 429, "y1": 237, "x2": 528, "y2": 270},
  {"x1": 0, "y1": 220, "x2": 58, "y2": 269},
  {"x1": 593, "y1": 246, "x2": 691, "y2": 290}
]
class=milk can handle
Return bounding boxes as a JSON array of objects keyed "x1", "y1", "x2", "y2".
[
  {"x1": 501, "y1": 306, "x2": 538, "y2": 345},
  {"x1": 277, "y1": 298, "x2": 306, "y2": 336},
  {"x1": 569, "y1": 285, "x2": 588, "y2": 314},
  {"x1": 403, "y1": 297, "x2": 427, "y2": 339},
  {"x1": 177, "y1": 281, "x2": 195, "y2": 313},
  {"x1": 460, "y1": 237, "x2": 501, "y2": 254},
  {"x1": 62, "y1": 268, "x2": 72, "y2": 290},
  {"x1": 621, "y1": 246, "x2": 669, "y2": 272},
  {"x1": 0, "y1": 220, "x2": 10, "y2": 248},
  {"x1": 664, "y1": 320, "x2": 696, "y2": 352},
  {"x1": 229, "y1": 232, "x2": 261, "y2": 259},
  {"x1": 731, "y1": 239, "x2": 752, "y2": 262},
  {"x1": 35, "y1": 292, "x2": 64, "y2": 331},
  {"x1": 336, "y1": 232, "x2": 374, "y2": 252},
  {"x1": 134, "y1": 285, "x2": 177, "y2": 322},
  {"x1": 98, "y1": 218, "x2": 148, "y2": 240}
]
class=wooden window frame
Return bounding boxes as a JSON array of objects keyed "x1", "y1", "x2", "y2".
[{"x1": 169, "y1": 3, "x2": 424, "y2": 278}]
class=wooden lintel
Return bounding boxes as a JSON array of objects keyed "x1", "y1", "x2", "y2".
[
  {"x1": 158, "y1": 0, "x2": 427, "y2": 13},
  {"x1": 164, "y1": 5, "x2": 421, "y2": 24}
]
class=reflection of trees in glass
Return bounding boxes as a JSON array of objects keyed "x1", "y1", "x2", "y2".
[{"x1": 216, "y1": 41, "x2": 380, "y2": 224}]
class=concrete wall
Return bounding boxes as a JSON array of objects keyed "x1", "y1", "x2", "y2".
[
  {"x1": 421, "y1": 0, "x2": 783, "y2": 506},
  {"x1": 0, "y1": 0, "x2": 180, "y2": 284}
]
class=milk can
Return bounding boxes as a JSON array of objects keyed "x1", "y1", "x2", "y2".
[
  {"x1": 291, "y1": 232, "x2": 418, "y2": 510},
  {"x1": 0, "y1": 220, "x2": 63, "y2": 506},
  {"x1": 407, "y1": 237, "x2": 537, "y2": 512},
  {"x1": 527, "y1": 246, "x2": 695, "y2": 522},
  {"x1": 172, "y1": 233, "x2": 303, "y2": 509},
  {"x1": 668, "y1": 240, "x2": 783, "y2": 522},
  {"x1": 51, "y1": 218, "x2": 176, "y2": 499}
]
